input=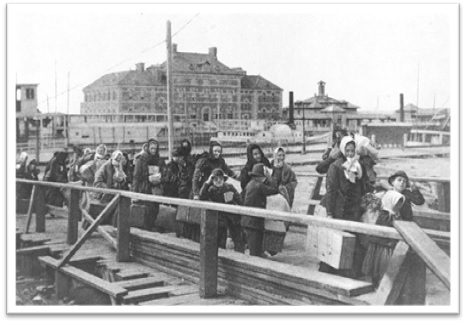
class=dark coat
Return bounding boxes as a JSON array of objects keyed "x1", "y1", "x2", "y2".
[
  {"x1": 163, "y1": 158, "x2": 195, "y2": 199},
  {"x1": 241, "y1": 177, "x2": 278, "y2": 230},
  {"x1": 43, "y1": 152, "x2": 68, "y2": 207},
  {"x1": 271, "y1": 161, "x2": 298, "y2": 208},
  {"x1": 400, "y1": 188, "x2": 425, "y2": 221},
  {"x1": 199, "y1": 182, "x2": 242, "y2": 226},
  {"x1": 132, "y1": 140, "x2": 167, "y2": 195},
  {"x1": 320, "y1": 158, "x2": 363, "y2": 221},
  {"x1": 93, "y1": 160, "x2": 126, "y2": 203},
  {"x1": 239, "y1": 144, "x2": 271, "y2": 191}
]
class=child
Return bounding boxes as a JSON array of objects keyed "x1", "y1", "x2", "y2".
[
  {"x1": 199, "y1": 168, "x2": 244, "y2": 252},
  {"x1": 388, "y1": 170, "x2": 425, "y2": 221}
]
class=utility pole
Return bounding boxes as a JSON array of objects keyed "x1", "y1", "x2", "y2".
[
  {"x1": 166, "y1": 21, "x2": 174, "y2": 161},
  {"x1": 301, "y1": 103, "x2": 306, "y2": 154},
  {"x1": 55, "y1": 60, "x2": 57, "y2": 114}
]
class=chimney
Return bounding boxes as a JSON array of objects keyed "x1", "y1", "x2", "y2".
[
  {"x1": 400, "y1": 93, "x2": 404, "y2": 122},
  {"x1": 288, "y1": 91, "x2": 294, "y2": 124},
  {"x1": 318, "y1": 81, "x2": 326, "y2": 96},
  {"x1": 209, "y1": 47, "x2": 217, "y2": 59},
  {"x1": 135, "y1": 63, "x2": 145, "y2": 72}
]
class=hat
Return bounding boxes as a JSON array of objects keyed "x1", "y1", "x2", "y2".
[
  {"x1": 249, "y1": 163, "x2": 267, "y2": 179},
  {"x1": 211, "y1": 168, "x2": 228, "y2": 181},
  {"x1": 388, "y1": 171, "x2": 409, "y2": 187},
  {"x1": 172, "y1": 148, "x2": 182, "y2": 157}
]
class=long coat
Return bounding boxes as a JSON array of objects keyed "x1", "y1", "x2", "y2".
[
  {"x1": 271, "y1": 161, "x2": 298, "y2": 208},
  {"x1": 199, "y1": 182, "x2": 242, "y2": 226},
  {"x1": 320, "y1": 158, "x2": 362, "y2": 221},
  {"x1": 132, "y1": 151, "x2": 166, "y2": 195},
  {"x1": 192, "y1": 156, "x2": 235, "y2": 197},
  {"x1": 241, "y1": 177, "x2": 278, "y2": 230},
  {"x1": 93, "y1": 160, "x2": 126, "y2": 203},
  {"x1": 239, "y1": 144, "x2": 271, "y2": 192}
]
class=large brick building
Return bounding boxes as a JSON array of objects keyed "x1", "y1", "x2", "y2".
[{"x1": 81, "y1": 45, "x2": 282, "y2": 122}]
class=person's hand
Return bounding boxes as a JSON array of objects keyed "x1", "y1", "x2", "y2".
[
  {"x1": 326, "y1": 213, "x2": 333, "y2": 219},
  {"x1": 193, "y1": 195, "x2": 200, "y2": 200},
  {"x1": 409, "y1": 181, "x2": 418, "y2": 190},
  {"x1": 329, "y1": 148, "x2": 342, "y2": 160},
  {"x1": 206, "y1": 174, "x2": 214, "y2": 185}
]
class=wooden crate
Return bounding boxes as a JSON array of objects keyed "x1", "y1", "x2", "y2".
[{"x1": 306, "y1": 226, "x2": 356, "y2": 270}]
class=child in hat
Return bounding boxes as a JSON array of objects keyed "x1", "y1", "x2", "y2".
[
  {"x1": 387, "y1": 170, "x2": 425, "y2": 221},
  {"x1": 199, "y1": 168, "x2": 245, "y2": 252}
]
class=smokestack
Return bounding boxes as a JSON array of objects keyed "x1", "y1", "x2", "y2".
[
  {"x1": 172, "y1": 43, "x2": 177, "y2": 53},
  {"x1": 400, "y1": 93, "x2": 404, "y2": 122},
  {"x1": 209, "y1": 47, "x2": 217, "y2": 59},
  {"x1": 318, "y1": 81, "x2": 326, "y2": 96},
  {"x1": 289, "y1": 91, "x2": 294, "y2": 124}
]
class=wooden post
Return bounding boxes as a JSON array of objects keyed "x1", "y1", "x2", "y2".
[
  {"x1": 58, "y1": 195, "x2": 120, "y2": 268},
  {"x1": 307, "y1": 176, "x2": 323, "y2": 215},
  {"x1": 199, "y1": 209, "x2": 218, "y2": 298},
  {"x1": 397, "y1": 251, "x2": 426, "y2": 305},
  {"x1": 35, "y1": 186, "x2": 47, "y2": 233},
  {"x1": 55, "y1": 270, "x2": 71, "y2": 301},
  {"x1": 67, "y1": 189, "x2": 80, "y2": 245},
  {"x1": 25, "y1": 185, "x2": 38, "y2": 234},
  {"x1": 117, "y1": 196, "x2": 131, "y2": 262}
]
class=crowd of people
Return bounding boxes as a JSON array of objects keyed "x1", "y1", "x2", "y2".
[{"x1": 16, "y1": 128, "x2": 425, "y2": 287}]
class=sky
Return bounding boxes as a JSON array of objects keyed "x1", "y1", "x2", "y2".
[{"x1": 8, "y1": 3, "x2": 457, "y2": 115}]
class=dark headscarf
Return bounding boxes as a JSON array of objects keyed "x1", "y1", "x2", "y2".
[
  {"x1": 209, "y1": 141, "x2": 223, "y2": 158},
  {"x1": 180, "y1": 139, "x2": 192, "y2": 157},
  {"x1": 245, "y1": 143, "x2": 271, "y2": 168}
]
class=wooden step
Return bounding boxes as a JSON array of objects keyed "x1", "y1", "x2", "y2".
[
  {"x1": 122, "y1": 285, "x2": 198, "y2": 304},
  {"x1": 114, "y1": 270, "x2": 149, "y2": 281},
  {"x1": 115, "y1": 276, "x2": 182, "y2": 291}
]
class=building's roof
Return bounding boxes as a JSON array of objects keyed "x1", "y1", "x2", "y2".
[
  {"x1": 84, "y1": 70, "x2": 165, "y2": 90},
  {"x1": 241, "y1": 75, "x2": 282, "y2": 91},
  {"x1": 160, "y1": 51, "x2": 241, "y2": 75},
  {"x1": 294, "y1": 95, "x2": 359, "y2": 110},
  {"x1": 321, "y1": 105, "x2": 346, "y2": 113}
]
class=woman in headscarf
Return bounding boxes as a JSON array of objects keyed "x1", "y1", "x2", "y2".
[
  {"x1": 43, "y1": 151, "x2": 69, "y2": 207},
  {"x1": 318, "y1": 136, "x2": 364, "y2": 277},
  {"x1": 320, "y1": 136, "x2": 363, "y2": 221},
  {"x1": 239, "y1": 143, "x2": 271, "y2": 199},
  {"x1": 133, "y1": 138, "x2": 167, "y2": 231},
  {"x1": 271, "y1": 147, "x2": 298, "y2": 208},
  {"x1": 361, "y1": 190, "x2": 405, "y2": 287},
  {"x1": 93, "y1": 150, "x2": 127, "y2": 203}
]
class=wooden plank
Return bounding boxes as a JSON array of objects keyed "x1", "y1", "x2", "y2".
[
  {"x1": 199, "y1": 209, "x2": 218, "y2": 298},
  {"x1": 38, "y1": 256, "x2": 128, "y2": 298},
  {"x1": 372, "y1": 241, "x2": 410, "y2": 305},
  {"x1": 394, "y1": 221, "x2": 450, "y2": 290},
  {"x1": 81, "y1": 209, "x2": 117, "y2": 249},
  {"x1": 139, "y1": 293, "x2": 200, "y2": 305},
  {"x1": 16, "y1": 244, "x2": 51, "y2": 255},
  {"x1": 122, "y1": 285, "x2": 197, "y2": 304},
  {"x1": 67, "y1": 189, "x2": 80, "y2": 245},
  {"x1": 114, "y1": 270, "x2": 148, "y2": 281},
  {"x1": 117, "y1": 196, "x2": 131, "y2": 262},
  {"x1": 57, "y1": 194, "x2": 120, "y2": 268},
  {"x1": 24, "y1": 185, "x2": 37, "y2": 234},
  {"x1": 115, "y1": 276, "x2": 179, "y2": 290}
]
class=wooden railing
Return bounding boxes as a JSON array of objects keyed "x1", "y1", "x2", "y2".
[{"x1": 16, "y1": 178, "x2": 451, "y2": 302}]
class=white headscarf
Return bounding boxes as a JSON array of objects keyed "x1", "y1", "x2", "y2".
[
  {"x1": 354, "y1": 133, "x2": 379, "y2": 161},
  {"x1": 16, "y1": 152, "x2": 28, "y2": 170},
  {"x1": 339, "y1": 136, "x2": 363, "y2": 183},
  {"x1": 111, "y1": 150, "x2": 126, "y2": 180},
  {"x1": 381, "y1": 190, "x2": 405, "y2": 218}
]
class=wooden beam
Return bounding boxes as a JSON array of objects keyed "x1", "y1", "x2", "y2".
[
  {"x1": 117, "y1": 196, "x2": 131, "y2": 262},
  {"x1": 394, "y1": 221, "x2": 450, "y2": 289},
  {"x1": 24, "y1": 185, "x2": 37, "y2": 234},
  {"x1": 35, "y1": 186, "x2": 47, "y2": 233},
  {"x1": 372, "y1": 241, "x2": 410, "y2": 305},
  {"x1": 199, "y1": 209, "x2": 218, "y2": 298},
  {"x1": 67, "y1": 189, "x2": 80, "y2": 245},
  {"x1": 307, "y1": 176, "x2": 323, "y2": 215},
  {"x1": 58, "y1": 194, "x2": 120, "y2": 268},
  {"x1": 81, "y1": 208, "x2": 117, "y2": 249}
]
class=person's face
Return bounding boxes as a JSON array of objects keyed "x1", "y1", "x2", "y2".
[
  {"x1": 252, "y1": 148, "x2": 262, "y2": 162},
  {"x1": 121, "y1": 157, "x2": 127, "y2": 166},
  {"x1": 115, "y1": 154, "x2": 122, "y2": 163},
  {"x1": 148, "y1": 143, "x2": 158, "y2": 155},
  {"x1": 212, "y1": 176, "x2": 224, "y2": 188},
  {"x1": 97, "y1": 147, "x2": 105, "y2": 155},
  {"x1": 345, "y1": 143, "x2": 356, "y2": 159},
  {"x1": 212, "y1": 146, "x2": 221, "y2": 159},
  {"x1": 276, "y1": 151, "x2": 285, "y2": 164},
  {"x1": 392, "y1": 176, "x2": 407, "y2": 193}
]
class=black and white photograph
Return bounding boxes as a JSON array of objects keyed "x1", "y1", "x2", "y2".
[{"x1": 6, "y1": 2, "x2": 459, "y2": 314}]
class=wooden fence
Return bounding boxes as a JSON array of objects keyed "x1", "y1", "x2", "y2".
[{"x1": 16, "y1": 178, "x2": 451, "y2": 303}]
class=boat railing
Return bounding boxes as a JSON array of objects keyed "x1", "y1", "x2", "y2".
[{"x1": 16, "y1": 178, "x2": 450, "y2": 302}]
